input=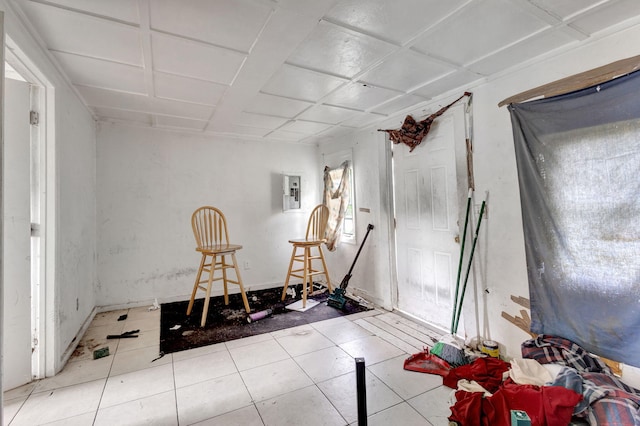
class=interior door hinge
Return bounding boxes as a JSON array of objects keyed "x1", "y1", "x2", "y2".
[{"x1": 30, "y1": 110, "x2": 39, "y2": 126}]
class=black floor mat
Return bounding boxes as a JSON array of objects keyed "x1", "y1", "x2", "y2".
[{"x1": 160, "y1": 284, "x2": 371, "y2": 354}]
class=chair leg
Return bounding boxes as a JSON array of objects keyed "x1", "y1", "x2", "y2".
[
  {"x1": 281, "y1": 245, "x2": 297, "y2": 301},
  {"x1": 187, "y1": 254, "x2": 207, "y2": 316},
  {"x1": 221, "y1": 255, "x2": 230, "y2": 306},
  {"x1": 302, "y1": 247, "x2": 310, "y2": 308},
  {"x1": 231, "y1": 253, "x2": 250, "y2": 313},
  {"x1": 200, "y1": 254, "x2": 216, "y2": 327},
  {"x1": 318, "y1": 245, "x2": 333, "y2": 292}
]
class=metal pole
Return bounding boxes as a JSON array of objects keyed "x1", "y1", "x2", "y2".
[{"x1": 356, "y1": 357, "x2": 367, "y2": 426}]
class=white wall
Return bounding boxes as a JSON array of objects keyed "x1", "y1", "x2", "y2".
[
  {"x1": 319, "y1": 130, "x2": 394, "y2": 310},
  {"x1": 2, "y1": 0, "x2": 97, "y2": 375},
  {"x1": 319, "y1": 23, "x2": 640, "y2": 386},
  {"x1": 96, "y1": 123, "x2": 320, "y2": 307}
]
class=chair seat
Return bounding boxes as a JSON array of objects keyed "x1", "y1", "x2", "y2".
[
  {"x1": 288, "y1": 238, "x2": 326, "y2": 245},
  {"x1": 197, "y1": 243, "x2": 243, "y2": 254}
]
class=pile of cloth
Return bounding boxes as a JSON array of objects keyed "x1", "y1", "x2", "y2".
[{"x1": 445, "y1": 335, "x2": 640, "y2": 425}]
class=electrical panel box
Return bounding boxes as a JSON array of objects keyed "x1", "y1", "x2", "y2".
[{"x1": 283, "y1": 174, "x2": 301, "y2": 211}]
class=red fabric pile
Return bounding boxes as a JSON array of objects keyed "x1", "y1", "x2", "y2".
[{"x1": 445, "y1": 358, "x2": 582, "y2": 426}]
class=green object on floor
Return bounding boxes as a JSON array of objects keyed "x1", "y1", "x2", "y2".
[
  {"x1": 93, "y1": 347, "x2": 110, "y2": 360},
  {"x1": 510, "y1": 410, "x2": 531, "y2": 426}
]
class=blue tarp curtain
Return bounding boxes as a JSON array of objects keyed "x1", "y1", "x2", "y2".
[{"x1": 509, "y1": 70, "x2": 640, "y2": 367}]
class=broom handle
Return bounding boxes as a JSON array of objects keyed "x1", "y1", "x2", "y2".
[
  {"x1": 453, "y1": 200, "x2": 486, "y2": 334},
  {"x1": 450, "y1": 188, "x2": 473, "y2": 334}
]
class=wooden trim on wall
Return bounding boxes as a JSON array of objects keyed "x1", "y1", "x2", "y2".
[{"x1": 498, "y1": 54, "x2": 640, "y2": 107}]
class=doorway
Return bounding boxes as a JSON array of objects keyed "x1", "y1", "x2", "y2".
[
  {"x1": 391, "y1": 104, "x2": 469, "y2": 333},
  {"x1": 3, "y1": 52, "x2": 49, "y2": 389}
]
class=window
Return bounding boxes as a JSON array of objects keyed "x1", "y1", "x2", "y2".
[{"x1": 323, "y1": 150, "x2": 355, "y2": 249}]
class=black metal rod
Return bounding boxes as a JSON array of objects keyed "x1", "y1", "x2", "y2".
[
  {"x1": 356, "y1": 357, "x2": 367, "y2": 426},
  {"x1": 341, "y1": 224, "x2": 374, "y2": 289}
]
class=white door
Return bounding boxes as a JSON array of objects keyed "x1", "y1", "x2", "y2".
[
  {"x1": 3, "y1": 77, "x2": 33, "y2": 390},
  {"x1": 392, "y1": 105, "x2": 467, "y2": 332}
]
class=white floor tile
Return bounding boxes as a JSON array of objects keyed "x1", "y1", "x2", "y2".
[
  {"x1": 10, "y1": 379, "x2": 105, "y2": 426},
  {"x1": 339, "y1": 335, "x2": 405, "y2": 366},
  {"x1": 3, "y1": 382, "x2": 36, "y2": 400},
  {"x1": 191, "y1": 404, "x2": 263, "y2": 426},
  {"x1": 368, "y1": 355, "x2": 443, "y2": 399},
  {"x1": 122, "y1": 315, "x2": 161, "y2": 332},
  {"x1": 275, "y1": 327, "x2": 335, "y2": 357},
  {"x1": 91, "y1": 309, "x2": 128, "y2": 328},
  {"x1": 110, "y1": 344, "x2": 171, "y2": 376},
  {"x1": 100, "y1": 363, "x2": 174, "y2": 409},
  {"x1": 34, "y1": 355, "x2": 113, "y2": 393},
  {"x1": 317, "y1": 370, "x2": 402, "y2": 424},
  {"x1": 115, "y1": 327, "x2": 160, "y2": 352},
  {"x1": 313, "y1": 319, "x2": 373, "y2": 345},
  {"x1": 171, "y1": 342, "x2": 227, "y2": 362},
  {"x1": 367, "y1": 402, "x2": 433, "y2": 426},
  {"x1": 40, "y1": 412, "x2": 96, "y2": 425},
  {"x1": 174, "y1": 349, "x2": 237, "y2": 388},
  {"x1": 94, "y1": 390, "x2": 177, "y2": 426},
  {"x1": 294, "y1": 346, "x2": 355, "y2": 383},
  {"x1": 126, "y1": 305, "x2": 161, "y2": 322},
  {"x1": 241, "y1": 358, "x2": 313, "y2": 402},
  {"x1": 229, "y1": 339, "x2": 289, "y2": 371},
  {"x1": 176, "y1": 373, "x2": 252, "y2": 425},
  {"x1": 2, "y1": 397, "x2": 27, "y2": 426},
  {"x1": 256, "y1": 385, "x2": 346, "y2": 426},
  {"x1": 224, "y1": 333, "x2": 274, "y2": 350},
  {"x1": 71, "y1": 323, "x2": 124, "y2": 362},
  {"x1": 407, "y1": 386, "x2": 454, "y2": 426}
]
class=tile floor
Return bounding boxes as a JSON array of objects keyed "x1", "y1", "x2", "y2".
[{"x1": 3, "y1": 304, "x2": 454, "y2": 425}]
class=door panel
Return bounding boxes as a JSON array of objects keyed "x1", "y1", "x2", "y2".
[
  {"x1": 393, "y1": 106, "x2": 465, "y2": 331},
  {"x1": 3, "y1": 78, "x2": 33, "y2": 390}
]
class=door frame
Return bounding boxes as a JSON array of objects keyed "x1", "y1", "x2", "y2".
[
  {"x1": 387, "y1": 101, "x2": 472, "y2": 334},
  {"x1": 6, "y1": 37, "x2": 56, "y2": 379}
]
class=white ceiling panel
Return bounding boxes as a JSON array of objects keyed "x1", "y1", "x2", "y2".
[
  {"x1": 213, "y1": 124, "x2": 271, "y2": 137},
  {"x1": 155, "y1": 115, "x2": 207, "y2": 131},
  {"x1": 266, "y1": 129, "x2": 307, "y2": 141},
  {"x1": 569, "y1": 0, "x2": 640, "y2": 35},
  {"x1": 280, "y1": 120, "x2": 333, "y2": 135},
  {"x1": 53, "y1": 51, "x2": 146, "y2": 94},
  {"x1": 151, "y1": 34, "x2": 246, "y2": 84},
  {"x1": 34, "y1": 0, "x2": 141, "y2": 24},
  {"x1": 287, "y1": 21, "x2": 397, "y2": 79},
  {"x1": 244, "y1": 93, "x2": 313, "y2": 118},
  {"x1": 262, "y1": 64, "x2": 347, "y2": 102},
  {"x1": 149, "y1": 0, "x2": 272, "y2": 52},
  {"x1": 360, "y1": 50, "x2": 454, "y2": 92},
  {"x1": 323, "y1": 82, "x2": 401, "y2": 110},
  {"x1": 412, "y1": 69, "x2": 484, "y2": 99},
  {"x1": 530, "y1": 0, "x2": 609, "y2": 20},
  {"x1": 12, "y1": 1, "x2": 640, "y2": 143},
  {"x1": 20, "y1": 1, "x2": 142, "y2": 65},
  {"x1": 412, "y1": 0, "x2": 549, "y2": 66},
  {"x1": 372, "y1": 94, "x2": 428, "y2": 115},
  {"x1": 325, "y1": 0, "x2": 469, "y2": 45},
  {"x1": 78, "y1": 85, "x2": 214, "y2": 121},
  {"x1": 232, "y1": 112, "x2": 290, "y2": 130},
  {"x1": 92, "y1": 106, "x2": 152, "y2": 125},
  {"x1": 340, "y1": 112, "x2": 387, "y2": 128},
  {"x1": 468, "y1": 29, "x2": 577, "y2": 75},
  {"x1": 154, "y1": 72, "x2": 227, "y2": 106},
  {"x1": 297, "y1": 104, "x2": 361, "y2": 124}
]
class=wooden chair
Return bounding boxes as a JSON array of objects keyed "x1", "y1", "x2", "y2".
[
  {"x1": 281, "y1": 204, "x2": 333, "y2": 308},
  {"x1": 187, "y1": 206, "x2": 250, "y2": 327}
]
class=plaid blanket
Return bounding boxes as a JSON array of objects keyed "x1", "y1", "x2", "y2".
[
  {"x1": 521, "y1": 334, "x2": 610, "y2": 374},
  {"x1": 523, "y1": 335, "x2": 640, "y2": 425}
]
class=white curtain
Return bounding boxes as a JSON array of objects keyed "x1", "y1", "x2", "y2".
[{"x1": 323, "y1": 160, "x2": 350, "y2": 252}]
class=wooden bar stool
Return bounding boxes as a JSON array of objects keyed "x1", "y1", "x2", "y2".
[
  {"x1": 187, "y1": 206, "x2": 250, "y2": 327},
  {"x1": 281, "y1": 204, "x2": 333, "y2": 308}
]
